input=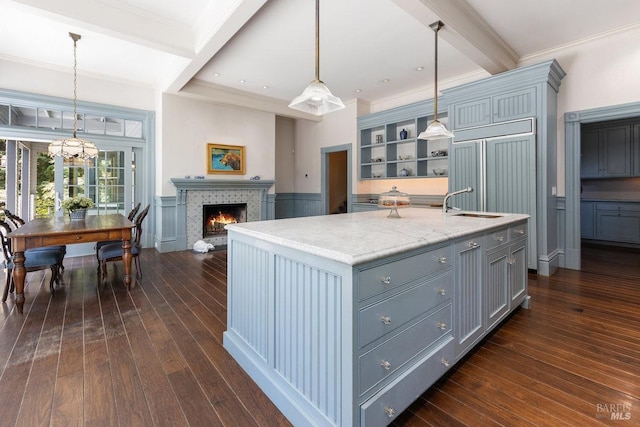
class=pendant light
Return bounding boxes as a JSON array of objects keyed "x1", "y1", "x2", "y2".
[
  {"x1": 288, "y1": 0, "x2": 345, "y2": 116},
  {"x1": 48, "y1": 33, "x2": 99, "y2": 159},
  {"x1": 418, "y1": 21, "x2": 454, "y2": 141}
]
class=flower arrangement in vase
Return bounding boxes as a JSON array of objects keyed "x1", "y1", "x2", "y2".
[{"x1": 62, "y1": 196, "x2": 94, "y2": 219}]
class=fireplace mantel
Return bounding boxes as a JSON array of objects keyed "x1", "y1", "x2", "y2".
[
  {"x1": 171, "y1": 178, "x2": 275, "y2": 251},
  {"x1": 170, "y1": 178, "x2": 275, "y2": 192}
]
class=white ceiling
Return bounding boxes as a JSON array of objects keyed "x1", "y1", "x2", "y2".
[{"x1": 2, "y1": 0, "x2": 640, "y2": 110}]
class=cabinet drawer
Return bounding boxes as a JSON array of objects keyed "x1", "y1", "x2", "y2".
[
  {"x1": 358, "y1": 245, "x2": 451, "y2": 301},
  {"x1": 360, "y1": 338, "x2": 455, "y2": 427},
  {"x1": 485, "y1": 227, "x2": 509, "y2": 250},
  {"x1": 358, "y1": 271, "x2": 452, "y2": 348},
  {"x1": 359, "y1": 304, "x2": 451, "y2": 395},
  {"x1": 596, "y1": 202, "x2": 640, "y2": 213},
  {"x1": 509, "y1": 223, "x2": 527, "y2": 240}
]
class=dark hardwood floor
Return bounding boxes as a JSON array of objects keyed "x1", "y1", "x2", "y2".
[{"x1": 0, "y1": 244, "x2": 638, "y2": 426}]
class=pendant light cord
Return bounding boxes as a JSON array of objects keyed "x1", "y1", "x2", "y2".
[
  {"x1": 70, "y1": 32, "x2": 81, "y2": 139},
  {"x1": 314, "y1": 0, "x2": 320, "y2": 83},
  {"x1": 430, "y1": 21, "x2": 443, "y2": 122}
]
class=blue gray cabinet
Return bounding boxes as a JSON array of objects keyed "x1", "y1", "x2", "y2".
[
  {"x1": 444, "y1": 60, "x2": 565, "y2": 275},
  {"x1": 580, "y1": 201, "x2": 596, "y2": 239},
  {"x1": 581, "y1": 122, "x2": 632, "y2": 178},
  {"x1": 455, "y1": 224, "x2": 528, "y2": 360},
  {"x1": 595, "y1": 202, "x2": 640, "y2": 244},
  {"x1": 451, "y1": 87, "x2": 537, "y2": 130},
  {"x1": 358, "y1": 100, "x2": 450, "y2": 179},
  {"x1": 224, "y1": 213, "x2": 529, "y2": 426},
  {"x1": 454, "y1": 233, "x2": 485, "y2": 357},
  {"x1": 448, "y1": 121, "x2": 537, "y2": 270},
  {"x1": 634, "y1": 124, "x2": 640, "y2": 176},
  {"x1": 485, "y1": 225, "x2": 528, "y2": 331}
]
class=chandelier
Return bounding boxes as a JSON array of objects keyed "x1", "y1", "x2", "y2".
[{"x1": 48, "y1": 33, "x2": 99, "y2": 159}]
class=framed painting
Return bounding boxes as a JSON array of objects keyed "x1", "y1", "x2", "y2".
[{"x1": 207, "y1": 143, "x2": 245, "y2": 174}]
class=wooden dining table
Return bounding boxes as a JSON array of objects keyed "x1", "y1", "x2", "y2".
[{"x1": 7, "y1": 214, "x2": 135, "y2": 314}]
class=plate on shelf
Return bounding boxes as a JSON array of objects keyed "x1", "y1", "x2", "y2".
[
  {"x1": 431, "y1": 150, "x2": 448, "y2": 157},
  {"x1": 433, "y1": 168, "x2": 447, "y2": 176}
]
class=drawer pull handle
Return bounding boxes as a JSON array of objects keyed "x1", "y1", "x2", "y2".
[
  {"x1": 508, "y1": 258, "x2": 516, "y2": 265},
  {"x1": 497, "y1": 236, "x2": 504, "y2": 242},
  {"x1": 380, "y1": 315, "x2": 392, "y2": 325},
  {"x1": 380, "y1": 360, "x2": 392, "y2": 370},
  {"x1": 384, "y1": 407, "x2": 396, "y2": 418},
  {"x1": 438, "y1": 288, "x2": 446, "y2": 296},
  {"x1": 514, "y1": 229, "x2": 525, "y2": 235},
  {"x1": 437, "y1": 322, "x2": 447, "y2": 331},
  {"x1": 380, "y1": 276, "x2": 391, "y2": 284},
  {"x1": 468, "y1": 241, "x2": 479, "y2": 248},
  {"x1": 441, "y1": 358, "x2": 450, "y2": 367},
  {"x1": 437, "y1": 256, "x2": 447, "y2": 264},
  {"x1": 76, "y1": 236, "x2": 82, "y2": 240}
]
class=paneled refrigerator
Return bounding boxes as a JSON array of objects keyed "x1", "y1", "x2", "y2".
[{"x1": 448, "y1": 118, "x2": 537, "y2": 269}]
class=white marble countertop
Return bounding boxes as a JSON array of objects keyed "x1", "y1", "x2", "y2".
[{"x1": 226, "y1": 208, "x2": 529, "y2": 266}]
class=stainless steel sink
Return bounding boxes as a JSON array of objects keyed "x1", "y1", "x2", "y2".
[{"x1": 453, "y1": 213, "x2": 502, "y2": 219}]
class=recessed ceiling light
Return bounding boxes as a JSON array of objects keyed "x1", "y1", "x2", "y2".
[
  {"x1": 213, "y1": 72, "x2": 220, "y2": 77},
  {"x1": 239, "y1": 79, "x2": 246, "y2": 84},
  {"x1": 355, "y1": 89, "x2": 362, "y2": 93},
  {"x1": 382, "y1": 79, "x2": 390, "y2": 83},
  {"x1": 416, "y1": 66, "x2": 424, "y2": 71},
  {"x1": 263, "y1": 85, "x2": 269, "y2": 89}
]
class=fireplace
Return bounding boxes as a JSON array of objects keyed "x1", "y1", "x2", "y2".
[
  {"x1": 169, "y1": 178, "x2": 274, "y2": 252},
  {"x1": 203, "y1": 203, "x2": 247, "y2": 237}
]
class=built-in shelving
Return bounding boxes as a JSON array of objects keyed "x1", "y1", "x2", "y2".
[{"x1": 359, "y1": 101, "x2": 450, "y2": 180}]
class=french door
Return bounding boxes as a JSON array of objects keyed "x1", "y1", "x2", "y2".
[
  {"x1": 54, "y1": 149, "x2": 135, "y2": 217},
  {"x1": 53, "y1": 147, "x2": 138, "y2": 256}
]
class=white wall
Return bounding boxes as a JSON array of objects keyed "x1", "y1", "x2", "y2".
[
  {"x1": 520, "y1": 26, "x2": 640, "y2": 196},
  {"x1": 159, "y1": 93, "x2": 276, "y2": 195},
  {"x1": 275, "y1": 116, "x2": 295, "y2": 193},
  {"x1": 292, "y1": 100, "x2": 359, "y2": 194},
  {"x1": 0, "y1": 58, "x2": 154, "y2": 111}
]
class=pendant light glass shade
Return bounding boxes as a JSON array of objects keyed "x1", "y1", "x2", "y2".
[
  {"x1": 418, "y1": 119, "x2": 454, "y2": 140},
  {"x1": 49, "y1": 33, "x2": 99, "y2": 159},
  {"x1": 418, "y1": 21, "x2": 454, "y2": 141},
  {"x1": 288, "y1": 80, "x2": 345, "y2": 115},
  {"x1": 288, "y1": 0, "x2": 344, "y2": 116},
  {"x1": 48, "y1": 136, "x2": 99, "y2": 159}
]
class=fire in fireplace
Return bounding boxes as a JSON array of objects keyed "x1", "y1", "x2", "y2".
[{"x1": 203, "y1": 203, "x2": 247, "y2": 237}]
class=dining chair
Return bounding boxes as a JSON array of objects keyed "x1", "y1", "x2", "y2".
[
  {"x1": 94, "y1": 202, "x2": 141, "y2": 264},
  {"x1": 3, "y1": 209, "x2": 67, "y2": 273},
  {"x1": 0, "y1": 220, "x2": 64, "y2": 302},
  {"x1": 98, "y1": 204, "x2": 150, "y2": 283}
]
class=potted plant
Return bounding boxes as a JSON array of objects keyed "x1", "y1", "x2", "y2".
[{"x1": 62, "y1": 195, "x2": 94, "y2": 220}]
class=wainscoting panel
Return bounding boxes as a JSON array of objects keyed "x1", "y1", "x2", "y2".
[
  {"x1": 154, "y1": 196, "x2": 177, "y2": 253},
  {"x1": 275, "y1": 193, "x2": 323, "y2": 219}
]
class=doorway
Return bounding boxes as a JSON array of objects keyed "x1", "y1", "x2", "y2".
[
  {"x1": 564, "y1": 102, "x2": 640, "y2": 270},
  {"x1": 321, "y1": 144, "x2": 352, "y2": 215}
]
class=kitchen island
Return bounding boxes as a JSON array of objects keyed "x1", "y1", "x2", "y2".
[{"x1": 223, "y1": 208, "x2": 530, "y2": 427}]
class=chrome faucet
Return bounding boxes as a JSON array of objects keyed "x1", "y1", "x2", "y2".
[{"x1": 442, "y1": 187, "x2": 473, "y2": 213}]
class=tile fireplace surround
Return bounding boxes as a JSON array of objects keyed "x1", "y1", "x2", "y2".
[{"x1": 170, "y1": 178, "x2": 275, "y2": 250}]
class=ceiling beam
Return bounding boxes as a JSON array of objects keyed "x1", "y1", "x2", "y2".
[
  {"x1": 163, "y1": 0, "x2": 269, "y2": 93},
  {"x1": 391, "y1": 0, "x2": 519, "y2": 74},
  {"x1": 178, "y1": 80, "x2": 322, "y2": 122},
  {"x1": 9, "y1": 0, "x2": 194, "y2": 57}
]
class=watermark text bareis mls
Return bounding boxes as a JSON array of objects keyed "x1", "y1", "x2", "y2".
[{"x1": 596, "y1": 403, "x2": 632, "y2": 420}]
